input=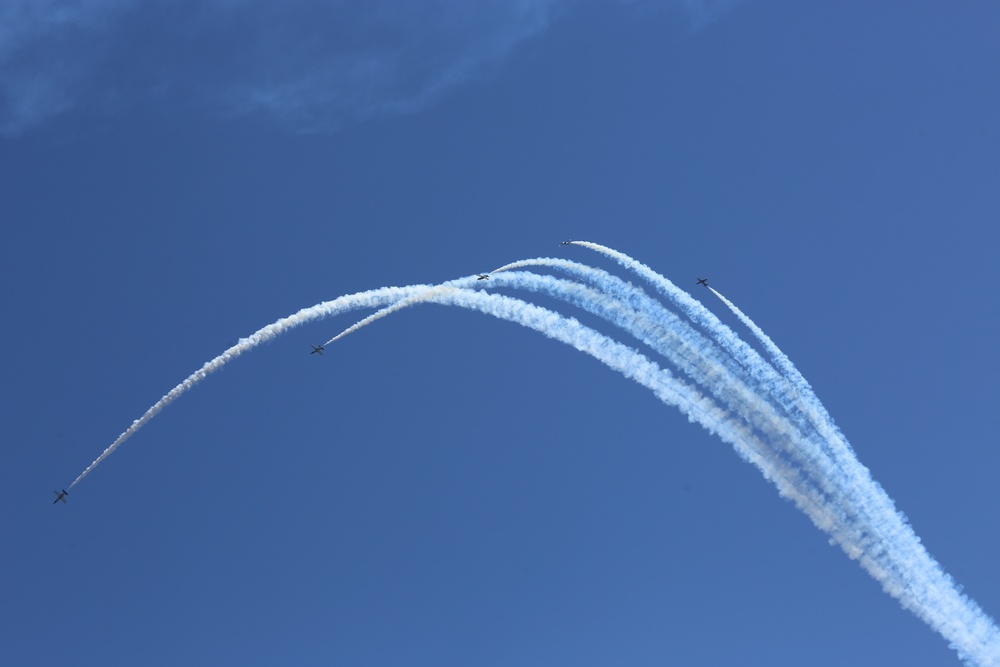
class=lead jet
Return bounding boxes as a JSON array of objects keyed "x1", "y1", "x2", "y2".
[
  {"x1": 561, "y1": 240, "x2": 572, "y2": 245},
  {"x1": 696, "y1": 278, "x2": 708, "y2": 286},
  {"x1": 53, "y1": 490, "x2": 68, "y2": 505},
  {"x1": 477, "y1": 274, "x2": 490, "y2": 280},
  {"x1": 310, "y1": 344, "x2": 325, "y2": 355}
]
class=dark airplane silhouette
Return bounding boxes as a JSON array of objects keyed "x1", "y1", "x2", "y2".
[
  {"x1": 696, "y1": 278, "x2": 708, "y2": 286},
  {"x1": 477, "y1": 274, "x2": 490, "y2": 280},
  {"x1": 561, "y1": 240, "x2": 572, "y2": 245},
  {"x1": 53, "y1": 490, "x2": 68, "y2": 505},
  {"x1": 310, "y1": 344, "x2": 325, "y2": 355}
]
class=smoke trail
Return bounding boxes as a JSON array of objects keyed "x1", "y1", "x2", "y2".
[
  {"x1": 705, "y1": 284, "x2": 1000, "y2": 666},
  {"x1": 562, "y1": 243, "x2": 872, "y2": 508},
  {"x1": 326, "y1": 272, "x2": 875, "y2": 546},
  {"x1": 708, "y1": 285, "x2": 835, "y2": 433},
  {"x1": 561, "y1": 242, "x2": 863, "y2": 498},
  {"x1": 493, "y1": 258, "x2": 807, "y2": 425},
  {"x1": 569, "y1": 241, "x2": 806, "y2": 416},
  {"x1": 489, "y1": 264, "x2": 911, "y2": 575},
  {"x1": 321, "y1": 279, "x2": 486, "y2": 347},
  {"x1": 68, "y1": 284, "x2": 434, "y2": 488},
  {"x1": 545, "y1": 249, "x2": 892, "y2": 555},
  {"x1": 331, "y1": 264, "x2": 1000, "y2": 665},
  {"x1": 326, "y1": 284, "x2": 850, "y2": 533},
  {"x1": 490, "y1": 261, "x2": 859, "y2": 506},
  {"x1": 568, "y1": 242, "x2": 1000, "y2": 665},
  {"x1": 69, "y1": 250, "x2": 1000, "y2": 665}
]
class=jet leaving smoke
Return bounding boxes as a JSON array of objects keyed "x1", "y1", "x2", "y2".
[{"x1": 67, "y1": 246, "x2": 1000, "y2": 666}]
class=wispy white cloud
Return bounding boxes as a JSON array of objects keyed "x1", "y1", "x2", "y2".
[
  {"x1": 0, "y1": 0, "x2": 562, "y2": 135},
  {"x1": 0, "y1": 0, "x2": 736, "y2": 136},
  {"x1": 0, "y1": 0, "x2": 129, "y2": 134},
  {"x1": 216, "y1": 1, "x2": 562, "y2": 131}
]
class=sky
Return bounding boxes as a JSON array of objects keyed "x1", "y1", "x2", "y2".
[{"x1": 3, "y1": 1, "x2": 1000, "y2": 665}]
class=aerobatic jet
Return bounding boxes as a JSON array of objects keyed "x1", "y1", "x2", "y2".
[
  {"x1": 696, "y1": 278, "x2": 708, "y2": 286},
  {"x1": 561, "y1": 240, "x2": 572, "y2": 245},
  {"x1": 53, "y1": 490, "x2": 68, "y2": 505},
  {"x1": 310, "y1": 344, "x2": 325, "y2": 355},
  {"x1": 477, "y1": 274, "x2": 490, "y2": 280}
]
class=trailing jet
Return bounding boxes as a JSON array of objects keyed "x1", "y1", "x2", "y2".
[
  {"x1": 53, "y1": 490, "x2": 68, "y2": 505},
  {"x1": 477, "y1": 274, "x2": 490, "y2": 280},
  {"x1": 696, "y1": 278, "x2": 708, "y2": 286},
  {"x1": 310, "y1": 344, "x2": 325, "y2": 355}
]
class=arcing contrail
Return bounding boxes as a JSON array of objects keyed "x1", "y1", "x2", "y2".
[
  {"x1": 488, "y1": 262, "x2": 863, "y2": 509},
  {"x1": 328, "y1": 259, "x2": 1000, "y2": 665},
  {"x1": 707, "y1": 284, "x2": 840, "y2": 444},
  {"x1": 705, "y1": 284, "x2": 1000, "y2": 665},
  {"x1": 68, "y1": 284, "x2": 433, "y2": 489},
  {"x1": 327, "y1": 270, "x2": 902, "y2": 583},
  {"x1": 565, "y1": 242, "x2": 1000, "y2": 665},
  {"x1": 325, "y1": 285, "x2": 846, "y2": 531},
  {"x1": 570, "y1": 241, "x2": 807, "y2": 416},
  {"x1": 68, "y1": 247, "x2": 999, "y2": 665},
  {"x1": 321, "y1": 281, "x2": 481, "y2": 348}
]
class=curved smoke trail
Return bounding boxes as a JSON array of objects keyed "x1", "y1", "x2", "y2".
[
  {"x1": 68, "y1": 284, "x2": 434, "y2": 488},
  {"x1": 326, "y1": 285, "x2": 846, "y2": 530},
  {"x1": 488, "y1": 262, "x2": 865, "y2": 512},
  {"x1": 565, "y1": 242, "x2": 1000, "y2": 665},
  {"x1": 327, "y1": 263, "x2": 1000, "y2": 666},
  {"x1": 705, "y1": 284, "x2": 1000, "y2": 665},
  {"x1": 66, "y1": 249, "x2": 999, "y2": 666}
]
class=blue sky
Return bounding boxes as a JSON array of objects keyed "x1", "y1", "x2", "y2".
[{"x1": 3, "y1": 1, "x2": 1000, "y2": 665}]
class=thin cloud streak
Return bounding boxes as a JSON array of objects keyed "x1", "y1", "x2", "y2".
[
  {"x1": 1, "y1": 0, "x2": 737, "y2": 136},
  {"x1": 1, "y1": 0, "x2": 561, "y2": 135}
]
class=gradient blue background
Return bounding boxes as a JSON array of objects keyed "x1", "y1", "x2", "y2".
[{"x1": 3, "y1": 2, "x2": 999, "y2": 665}]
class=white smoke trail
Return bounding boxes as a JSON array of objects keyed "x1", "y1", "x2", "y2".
[
  {"x1": 568, "y1": 242, "x2": 1000, "y2": 666},
  {"x1": 538, "y1": 252, "x2": 888, "y2": 559},
  {"x1": 705, "y1": 284, "x2": 1000, "y2": 666},
  {"x1": 507, "y1": 256, "x2": 843, "y2": 463},
  {"x1": 490, "y1": 262, "x2": 861, "y2": 508},
  {"x1": 493, "y1": 258, "x2": 812, "y2": 425},
  {"x1": 325, "y1": 284, "x2": 854, "y2": 534},
  {"x1": 707, "y1": 285, "x2": 834, "y2": 432},
  {"x1": 328, "y1": 270, "x2": 969, "y2": 624},
  {"x1": 321, "y1": 279, "x2": 486, "y2": 347},
  {"x1": 326, "y1": 273, "x2": 877, "y2": 548},
  {"x1": 68, "y1": 250, "x2": 1000, "y2": 665},
  {"x1": 569, "y1": 241, "x2": 807, "y2": 417},
  {"x1": 68, "y1": 284, "x2": 434, "y2": 488},
  {"x1": 562, "y1": 243, "x2": 877, "y2": 510},
  {"x1": 492, "y1": 265, "x2": 921, "y2": 580},
  {"x1": 335, "y1": 263, "x2": 999, "y2": 665}
]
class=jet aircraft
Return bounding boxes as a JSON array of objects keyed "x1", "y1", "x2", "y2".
[
  {"x1": 696, "y1": 278, "x2": 708, "y2": 286},
  {"x1": 310, "y1": 344, "x2": 325, "y2": 355},
  {"x1": 561, "y1": 240, "x2": 572, "y2": 245},
  {"x1": 477, "y1": 274, "x2": 490, "y2": 280},
  {"x1": 53, "y1": 490, "x2": 68, "y2": 505}
]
